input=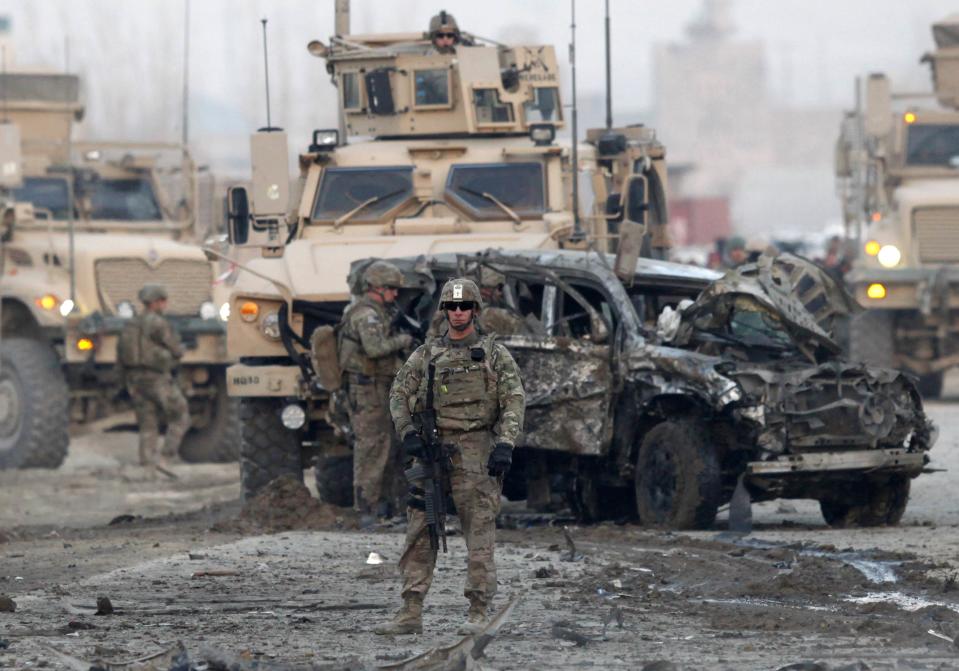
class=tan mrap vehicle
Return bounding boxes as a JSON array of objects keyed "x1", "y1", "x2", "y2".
[
  {"x1": 837, "y1": 15, "x2": 959, "y2": 398},
  {"x1": 0, "y1": 65, "x2": 237, "y2": 470},
  {"x1": 220, "y1": 12, "x2": 671, "y2": 500}
]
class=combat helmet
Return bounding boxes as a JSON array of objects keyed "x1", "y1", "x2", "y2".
[
  {"x1": 363, "y1": 260, "x2": 404, "y2": 290},
  {"x1": 479, "y1": 266, "x2": 505, "y2": 288},
  {"x1": 137, "y1": 283, "x2": 168, "y2": 304},
  {"x1": 428, "y1": 10, "x2": 461, "y2": 42},
  {"x1": 439, "y1": 278, "x2": 483, "y2": 311}
]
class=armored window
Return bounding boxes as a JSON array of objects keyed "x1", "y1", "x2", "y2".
[
  {"x1": 472, "y1": 89, "x2": 514, "y2": 125},
  {"x1": 13, "y1": 177, "x2": 70, "y2": 220},
  {"x1": 905, "y1": 124, "x2": 959, "y2": 167},
  {"x1": 342, "y1": 72, "x2": 362, "y2": 111},
  {"x1": 413, "y1": 68, "x2": 451, "y2": 108},
  {"x1": 85, "y1": 178, "x2": 163, "y2": 221},
  {"x1": 523, "y1": 87, "x2": 561, "y2": 123},
  {"x1": 446, "y1": 162, "x2": 545, "y2": 220},
  {"x1": 312, "y1": 166, "x2": 414, "y2": 222}
]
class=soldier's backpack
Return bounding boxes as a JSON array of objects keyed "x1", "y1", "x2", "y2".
[
  {"x1": 310, "y1": 324, "x2": 342, "y2": 391},
  {"x1": 117, "y1": 317, "x2": 143, "y2": 368}
]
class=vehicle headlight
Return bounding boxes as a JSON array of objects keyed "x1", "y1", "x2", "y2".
[
  {"x1": 867, "y1": 283, "x2": 887, "y2": 299},
  {"x1": 239, "y1": 301, "x2": 259, "y2": 322},
  {"x1": 35, "y1": 293, "x2": 59, "y2": 311},
  {"x1": 218, "y1": 301, "x2": 231, "y2": 322},
  {"x1": 59, "y1": 299, "x2": 75, "y2": 317},
  {"x1": 199, "y1": 301, "x2": 217, "y2": 320},
  {"x1": 877, "y1": 244, "x2": 901, "y2": 268},
  {"x1": 281, "y1": 403, "x2": 306, "y2": 430},
  {"x1": 116, "y1": 301, "x2": 135, "y2": 318},
  {"x1": 260, "y1": 311, "x2": 281, "y2": 340},
  {"x1": 864, "y1": 240, "x2": 881, "y2": 256}
]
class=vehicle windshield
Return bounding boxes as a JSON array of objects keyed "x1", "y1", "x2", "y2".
[
  {"x1": 446, "y1": 162, "x2": 545, "y2": 220},
  {"x1": 726, "y1": 304, "x2": 795, "y2": 350},
  {"x1": 86, "y1": 178, "x2": 163, "y2": 221},
  {"x1": 312, "y1": 166, "x2": 413, "y2": 222},
  {"x1": 13, "y1": 177, "x2": 71, "y2": 220},
  {"x1": 905, "y1": 124, "x2": 959, "y2": 167}
]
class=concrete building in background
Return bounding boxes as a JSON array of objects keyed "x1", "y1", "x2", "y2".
[{"x1": 653, "y1": 0, "x2": 839, "y2": 244}]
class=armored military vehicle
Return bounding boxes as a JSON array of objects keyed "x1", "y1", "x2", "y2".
[
  {"x1": 222, "y1": 8, "x2": 671, "y2": 499},
  {"x1": 836, "y1": 15, "x2": 959, "y2": 398},
  {"x1": 0, "y1": 63, "x2": 236, "y2": 469}
]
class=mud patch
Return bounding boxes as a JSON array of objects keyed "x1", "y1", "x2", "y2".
[{"x1": 228, "y1": 475, "x2": 359, "y2": 533}]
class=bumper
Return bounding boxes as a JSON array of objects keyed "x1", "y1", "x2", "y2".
[
  {"x1": 847, "y1": 266, "x2": 959, "y2": 310},
  {"x1": 64, "y1": 315, "x2": 228, "y2": 365},
  {"x1": 747, "y1": 448, "x2": 927, "y2": 477},
  {"x1": 226, "y1": 363, "x2": 303, "y2": 397}
]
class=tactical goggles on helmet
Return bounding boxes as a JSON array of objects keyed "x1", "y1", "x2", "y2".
[{"x1": 441, "y1": 300, "x2": 475, "y2": 312}]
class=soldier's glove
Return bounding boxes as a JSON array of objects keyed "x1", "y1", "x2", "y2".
[
  {"x1": 396, "y1": 333, "x2": 413, "y2": 349},
  {"x1": 402, "y1": 432, "x2": 426, "y2": 461},
  {"x1": 487, "y1": 443, "x2": 513, "y2": 477}
]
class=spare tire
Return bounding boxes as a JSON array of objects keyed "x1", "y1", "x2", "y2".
[{"x1": 0, "y1": 338, "x2": 69, "y2": 469}]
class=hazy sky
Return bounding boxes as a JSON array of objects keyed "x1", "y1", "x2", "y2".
[{"x1": 0, "y1": 0, "x2": 956, "y2": 172}]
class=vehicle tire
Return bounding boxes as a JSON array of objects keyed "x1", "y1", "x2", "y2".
[
  {"x1": 917, "y1": 371, "x2": 944, "y2": 400},
  {"x1": 819, "y1": 476, "x2": 910, "y2": 528},
  {"x1": 635, "y1": 418, "x2": 721, "y2": 530},
  {"x1": 0, "y1": 338, "x2": 69, "y2": 470},
  {"x1": 847, "y1": 309, "x2": 895, "y2": 367},
  {"x1": 179, "y1": 370, "x2": 241, "y2": 463},
  {"x1": 239, "y1": 398, "x2": 302, "y2": 501},
  {"x1": 314, "y1": 452, "x2": 354, "y2": 508}
]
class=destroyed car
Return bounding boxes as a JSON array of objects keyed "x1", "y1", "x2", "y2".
[{"x1": 352, "y1": 249, "x2": 935, "y2": 530}]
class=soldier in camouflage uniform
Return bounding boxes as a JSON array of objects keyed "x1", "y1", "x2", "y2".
[
  {"x1": 477, "y1": 266, "x2": 529, "y2": 336},
  {"x1": 375, "y1": 278, "x2": 526, "y2": 636},
  {"x1": 118, "y1": 284, "x2": 191, "y2": 474},
  {"x1": 338, "y1": 260, "x2": 413, "y2": 517}
]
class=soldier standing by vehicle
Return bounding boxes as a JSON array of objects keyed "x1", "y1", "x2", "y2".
[
  {"x1": 477, "y1": 267, "x2": 529, "y2": 336},
  {"x1": 338, "y1": 261, "x2": 413, "y2": 519},
  {"x1": 117, "y1": 284, "x2": 190, "y2": 476},
  {"x1": 375, "y1": 278, "x2": 525, "y2": 636}
]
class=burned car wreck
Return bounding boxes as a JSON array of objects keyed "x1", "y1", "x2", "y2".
[{"x1": 359, "y1": 249, "x2": 935, "y2": 530}]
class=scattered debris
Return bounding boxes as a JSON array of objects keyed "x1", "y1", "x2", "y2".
[
  {"x1": 0, "y1": 639, "x2": 8, "y2": 650},
  {"x1": 550, "y1": 620, "x2": 595, "y2": 646},
  {"x1": 96, "y1": 596, "x2": 114, "y2": 615},
  {"x1": 562, "y1": 526, "x2": 583, "y2": 562},
  {"x1": 533, "y1": 565, "x2": 558, "y2": 579},
  {"x1": 188, "y1": 552, "x2": 207, "y2": 561},
  {"x1": 728, "y1": 474, "x2": 752, "y2": 534},
  {"x1": 602, "y1": 605, "x2": 624, "y2": 639},
  {"x1": 42, "y1": 641, "x2": 190, "y2": 671},
  {"x1": 65, "y1": 620, "x2": 96, "y2": 631},
  {"x1": 0, "y1": 595, "x2": 16, "y2": 612},
  {"x1": 154, "y1": 464, "x2": 179, "y2": 480},
  {"x1": 944, "y1": 572, "x2": 958, "y2": 593},
  {"x1": 108, "y1": 514, "x2": 139, "y2": 526},
  {"x1": 191, "y1": 569, "x2": 241, "y2": 578},
  {"x1": 641, "y1": 663, "x2": 677, "y2": 671},
  {"x1": 367, "y1": 552, "x2": 385, "y2": 565},
  {"x1": 381, "y1": 596, "x2": 520, "y2": 670}
]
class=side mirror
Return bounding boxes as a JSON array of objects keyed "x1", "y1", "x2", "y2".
[
  {"x1": 613, "y1": 174, "x2": 649, "y2": 284},
  {"x1": 226, "y1": 186, "x2": 250, "y2": 245}
]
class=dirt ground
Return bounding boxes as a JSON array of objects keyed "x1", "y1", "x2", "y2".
[{"x1": 4, "y1": 379, "x2": 959, "y2": 669}]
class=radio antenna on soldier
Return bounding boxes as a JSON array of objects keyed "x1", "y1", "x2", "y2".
[
  {"x1": 570, "y1": 0, "x2": 583, "y2": 240},
  {"x1": 260, "y1": 18, "x2": 273, "y2": 129}
]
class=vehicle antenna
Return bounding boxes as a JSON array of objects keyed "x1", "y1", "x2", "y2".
[
  {"x1": 64, "y1": 36, "x2": 76, "y2": 307},
  {"x1": 181, "y1": 0, "x2": 190, "y2": 147},
  {"x1": 604, "y1": 0, "x2": 612, "y2": 130},
  {"x1": 260, "y1": 18, "x2": 273, "y2": 129},
  {"x1": 2, "y1": 44, "x2": 8, "y2": 123},
  {"x1": 570, "y1": 0, "x2": 583, "y2": 241}
]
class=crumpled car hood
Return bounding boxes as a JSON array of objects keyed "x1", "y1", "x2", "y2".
[{"x1": 678, "y1": 253, "x2": 860, "y2": 358}]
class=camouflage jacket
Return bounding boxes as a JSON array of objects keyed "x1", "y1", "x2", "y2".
[
  {"x1": 389, "y1": 330, "x2": 525, "y2": 446},
  {"x1": 478, "y1": 306, "x2": 529, "y2": 336},
  {"x1": 119, "y1": 311, "x2": 184, "y2": 374},
  {"x1": 337, "y1": 297, "x2": 410, "y2": 379}
]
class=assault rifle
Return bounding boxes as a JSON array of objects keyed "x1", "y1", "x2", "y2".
[
  {"x1": 413, "y1": 361, "x2": 449, "y2": 553},
  {"x1": 392, "y1": 309, "x2": 426, "y2": 343}
]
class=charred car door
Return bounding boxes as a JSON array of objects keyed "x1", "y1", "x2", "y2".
[{"x1": 501, "y1": 275, "x2": 615, "y2": 457}]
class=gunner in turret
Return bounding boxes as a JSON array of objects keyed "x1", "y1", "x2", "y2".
[{"x1": 427, "y1": 10, "x2": 469, "y2": 54}]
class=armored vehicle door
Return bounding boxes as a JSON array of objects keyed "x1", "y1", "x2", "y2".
[{"x1": 500, "y1": 275, "x2": 615, "y2": 457}]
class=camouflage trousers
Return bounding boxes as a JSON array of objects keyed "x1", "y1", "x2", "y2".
[
  {"x1": 126, "y1": 369, "x2": 190, "y2": 466},
  {"x1": 399, "y1": 429, "x2": 501, "y2": 605},
  {"x1": 347, "y1": 375, "x2": 398, "y2": 512}
]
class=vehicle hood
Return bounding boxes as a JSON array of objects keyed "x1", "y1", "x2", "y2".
[{"x1": 675, "y1": 253, "x2": 860, "y2": 360}]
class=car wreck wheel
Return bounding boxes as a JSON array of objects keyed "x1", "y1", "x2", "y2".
[
  {"x1": 635, "y1": 419, "x2": 721, "y2": 530},
  {"x1": 819, "y1": 476, "x2": 911, "y2": 528}
]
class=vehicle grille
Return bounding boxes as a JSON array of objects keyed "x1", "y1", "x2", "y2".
[
  {"x1": 95, "y1": 258, "x2": 212, "y2": 316},
  {"x1": 914, "y1": 207, "x2": 959, "y2": 263}
]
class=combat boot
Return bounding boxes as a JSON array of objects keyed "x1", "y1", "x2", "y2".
[
  {"x1": 456, "y1": 597, "x2": 488, "y2": 635},
  {"x1": 373, "y1": 595, "x2": 423, "y2": 635}
]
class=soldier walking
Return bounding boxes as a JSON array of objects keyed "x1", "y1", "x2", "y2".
[
  {"x1": 376, "y1": 278, "x2": 525, "y2": 636},
  {"x1": 117, "y1": 284, "x2": 190, "y2": 475},
  {"x1": 338, "y1": 261, "x2": 413, "y2": 519}
]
